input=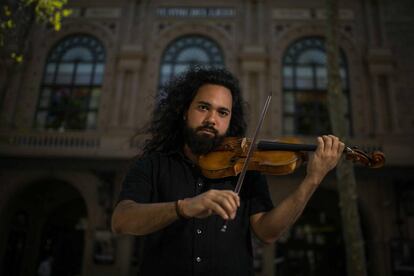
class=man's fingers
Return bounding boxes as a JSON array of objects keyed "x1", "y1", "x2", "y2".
[
  {"x1": 194, "y1": 190, "x2": 240, "y2": 220},
  {"x1": 316, "y1": 136, "x2": 324, "y2": 153},
  {"x1": 306, "y1": 135, "x2": 346, "y2": 183},
  {"x1": 328, "y1": 135, "x2": 339, "y2": 152},
  {"x1": 209, "y1": 201, "x2": 231, "y2": 220},
  {"x1": 323, "y1": 135, "x2": 333, "y2": 151},
  {"x1": 214, "y1": 192, "x2": 239, "y2": 219},
  {"x1": 327, "y1": 135, "x2": 345, "y2": 157}
]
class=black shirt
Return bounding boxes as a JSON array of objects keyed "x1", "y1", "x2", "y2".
[{"x1": 118, "y1": 151, "x2": 274, "y2": 276}]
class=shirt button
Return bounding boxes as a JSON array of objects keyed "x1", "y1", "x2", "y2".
[
  {"x1": 197, "y1": 181, "x2": 203, "y2": 187},
  {"x1": 196, "y1": 257, "x2": 202, "y2": 263},
  {"x1": 196, "y1": 229, "x2": 202, "y2": 235}
]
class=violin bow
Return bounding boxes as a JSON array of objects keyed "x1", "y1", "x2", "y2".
[{"x1": 221, "y1": 93, "x2": 272, "y2": 232}]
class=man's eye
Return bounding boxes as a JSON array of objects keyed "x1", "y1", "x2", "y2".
[
  {"x1": 198, "y1": 105, "x2": 208, "y2": 110},
  {"x1": 219, "y1": 111, "x2": 229, "y2": 117}
]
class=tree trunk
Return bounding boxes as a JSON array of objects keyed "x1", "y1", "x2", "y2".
[{"x1": 325, "y1": 0, "x2": 368, "y2": 276}]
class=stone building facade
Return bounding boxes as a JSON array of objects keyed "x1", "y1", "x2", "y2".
[{"x1": 0, "y1": 0, "x2": 413, "y2": 275}]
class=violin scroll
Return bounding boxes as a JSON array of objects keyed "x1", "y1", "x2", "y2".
[{"x1": 345, "y1": 147, "x2": 385, "y2": 168}]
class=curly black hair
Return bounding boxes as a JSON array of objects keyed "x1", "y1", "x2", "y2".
[{"x1": 140, "y1": 66, "x2": 247, "y2": 155}]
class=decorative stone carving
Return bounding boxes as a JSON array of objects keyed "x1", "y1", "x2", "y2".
[
  {"x1": 85, "y1": 8, "x2": 122, "y2": 19},
  {"x1": 272, "y1": 9, "x2": 311, "y2": 20}
]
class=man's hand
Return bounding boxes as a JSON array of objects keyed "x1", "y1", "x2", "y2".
[
  {"x1": 179, "y1": 190, "x2": 240, "y2": 220},
  {"x1": 306, "y1": 135, "x2": 345, "y2": 185}
]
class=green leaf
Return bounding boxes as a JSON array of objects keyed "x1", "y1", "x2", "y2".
[{"x1": 62, "y1": 9, "x2": 72, "y2": 17}]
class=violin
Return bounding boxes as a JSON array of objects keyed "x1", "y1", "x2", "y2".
[{"x1": 198, "y1": 137, "x2": 385, "y2": 179}]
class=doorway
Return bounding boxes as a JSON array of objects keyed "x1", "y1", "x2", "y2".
[{"x1": 1, "y1": 180, "x2": 87, "y2": 276}]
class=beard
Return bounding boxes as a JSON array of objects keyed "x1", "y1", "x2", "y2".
[{"x1": 184, "y1": 123, "x2": 225, "y2": 155}]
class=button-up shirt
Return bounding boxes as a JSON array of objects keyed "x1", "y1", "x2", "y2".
[{"x1": 118, "y1": 151, "x2": 274, "y2": 276}]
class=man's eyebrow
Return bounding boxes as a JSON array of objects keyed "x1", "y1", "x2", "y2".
[
  {"x1": 218, "y1": 107, "x2": 231, "y2": 113},
  {"x1": 197, "y1": 101, "x2": 211, "y2": 106},
  {"x1": 197, "y1": 100, "x2": 231, "y2": 113}
]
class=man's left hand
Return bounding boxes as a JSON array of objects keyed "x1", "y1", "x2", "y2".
[{"x1": 305, "y1": 135, "x2": 345, "y2": 185}]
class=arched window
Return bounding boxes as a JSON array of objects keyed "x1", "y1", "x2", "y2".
[
  {"x1": 35, "y1": 34, "x2": 106, "y2": 130},
  {"x1": 282, "y1": 37, "x2": 350, "y2": 135},
  {"x1": 158, "y1": 35, "x2": 225, "y2": 95}
]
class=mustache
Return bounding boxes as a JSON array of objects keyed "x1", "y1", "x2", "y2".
[{"x1": 195, "y1": 124, "x2": 218, "y2": 135}]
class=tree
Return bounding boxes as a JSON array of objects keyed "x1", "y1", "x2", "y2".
[
  {"x1": 0, "y1": 0, "x2": 71, "y2": 114},
  {"x1": 325, "y1": 0, "x2": 368, "y2": 276}
]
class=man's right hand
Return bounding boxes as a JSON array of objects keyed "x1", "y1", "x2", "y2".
[{"x1": 179, "y1": 190, "x2": 240, "y2": 220}]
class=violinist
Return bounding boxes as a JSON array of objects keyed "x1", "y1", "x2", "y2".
[{"x1": 111, "y1": 67, "x2": 345, "y2": 276}]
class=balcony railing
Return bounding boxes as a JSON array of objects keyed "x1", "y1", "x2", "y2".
[
  {"x1": 0, "y1": 131, "x2": 137, "y2": 158},
  {"x1": 6, "y1": 133, "x2": 100, "y2": 149}
]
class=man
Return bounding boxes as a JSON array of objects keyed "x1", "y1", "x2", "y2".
[{"x1": 111, "y1": 67, "x2": 345, "y2": 276}]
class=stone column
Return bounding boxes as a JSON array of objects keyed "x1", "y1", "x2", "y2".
[
  {"x1": 244, "y1": 0, "x2": 265, "y2": 46},
  {"x1": 367, "y1": 49, "x2": 398, "y2": 135},
  {"x1": 240, "y1": 48, "x2": 269, "y2": 136},
  {"x1": 116, "y1": 235, "x2": 134, "y2": 276},
  {"x1": 256, "y1": 0, "x2": 265, "y2": 46},
  {"x1": 262, "y1": 243, "x2": 275, "y2": 276},
  {"x1": 109, "y1": 46, "x2": 143, "y2": 130},
  {"x1": 363, "y1": 0, "x2": 397, "y2": 135}
]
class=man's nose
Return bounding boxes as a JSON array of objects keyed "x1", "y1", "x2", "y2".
[{"x1": 203, "y1": 111, "x2": 217, "y2": 125}]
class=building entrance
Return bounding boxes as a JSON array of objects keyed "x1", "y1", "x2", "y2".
[
  {"x1": 274, "y1": 188, "x2": 346, "y2": 276},
  {"x1": 1, "y1": 180, "x2": 87, "y2": 276}
]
